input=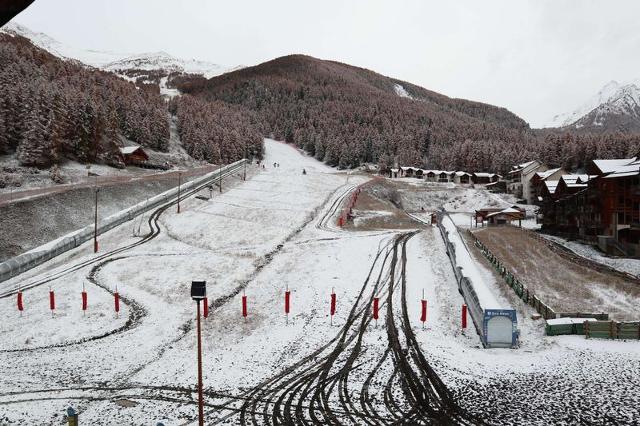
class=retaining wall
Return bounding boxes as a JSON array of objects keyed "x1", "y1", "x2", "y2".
[{"x1": 0, "y1": 160, "x2": 246, "y2": 284}]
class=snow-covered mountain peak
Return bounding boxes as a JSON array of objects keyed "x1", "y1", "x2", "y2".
[
  {"x1": 1, "y1": 21, "x2": 235, "y2": 79},
  {"x1": 545, "y1": 79, "x2": 640, "y2": 129}
]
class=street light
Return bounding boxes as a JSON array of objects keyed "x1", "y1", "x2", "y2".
[{"x1": 191, "y1": 280, "x2": 207, "y2": 426}]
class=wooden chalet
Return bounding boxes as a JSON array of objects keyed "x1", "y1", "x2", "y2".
[
  {"x1": 475, "y1": 206, "x2": 526, "y2": 226},
  {"x1": 472, "y1": 172, "x2": 500, "y2": 184},
  {"x1": 118, "y1": 146, "x2": 149, "y2": 165}
]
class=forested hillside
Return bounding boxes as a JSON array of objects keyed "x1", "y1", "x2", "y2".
[
  {"x1": 0, "y1": 33, "x2": 263, "y2": 170},
  {"x1": 175, "y1": 55, "x2": 539, "y2": 172},
  {"x1": 0, "y1": 32, "x2": 169, "y2": 167},
  {"x1": 169, "y1": 95, "x2": 264, "y2": 163},
  {"x1": 176, "y1": 55, "x2": 640, "y2": 173}
]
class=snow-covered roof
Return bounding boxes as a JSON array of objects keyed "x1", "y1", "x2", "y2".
[
  {"x1": 390, "y1": 168, "x2": 399, "y2": 172},
  {"x1": 592, "y1": 157, "x2": 637, "y2": 174},
  {"x1": 486, "y1": 207, "x2": 522, "y2": 218},
  {"x1": 473, "y1": 172, "x2": 497, "y2": 178},
  {"x1": 510, "y1": 160, "x2": 538, "y2": 173},
  {"x1": 119, "y1": 146, "x2": 142, "y2": 155},
  {"x1": 544, "y1": 180, "x2": 559, "y2": 194},
  {"x1": 559, "y1": 174, "x2": 593, "y2": 186},
  {"x1": 455, "y1": 171, "x2": 472, "y2": 176},
  {"x1": 536, "y1": 167, "x2": 562, "y2": 180},
  {"x1": 601, "y1": 158, "x2": 640, "y2": 179}
]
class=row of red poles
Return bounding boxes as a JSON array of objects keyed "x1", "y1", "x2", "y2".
[
  {"x1": 15, "y1": 285, "x2": 120, "y2": 317},
  {"x1": 15, "y1": 287, "x2": 468, "y2": 330},
  {"x1": 337, "y1": 188, "x2": 362, "y2": 227}
]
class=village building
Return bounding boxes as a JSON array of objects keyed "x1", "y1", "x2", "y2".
[
  {"x1": 531, "y1": 167, "x2": 567, "y2": 205},
  {"x1": 472, "y1": 172, "x2": 500, "y2": 184},
  {"x1": 486, "y1": 180, "x2": 507, "y2": 193},
  {"x1": 438, "y1": 171, "x2": 455, "y2": 182},
  {"x1": 453, "y1": 171, "x2": 472, "y2": 184},
  {"x1": 506, "y1": 160, "x2": 549, "y2": 204},
  {"x1": 398, "y1": 166, "x2": 424, "y2": 179},
  {"x1": 540, "y1": 157, "x2": 640, "y2": 257},
  {"x1": 475, "y1": 206, "x2": 526, "y2": 226},
  {"x1": 118, "y1": 146, "x2": 149, "y2": 166},
  {"x1": 424, "y1": 170, "x2": 440, "y2": 182}
]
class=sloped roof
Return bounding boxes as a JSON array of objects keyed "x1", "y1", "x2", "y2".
[
  {"x1": 119, "y1": 146, "x2": 142, "y2": 155},
  {"x1": 455, "y1": 171, "x2": 472, "y2": 176},
  {"x1": 536, "y1": 167, "x2": 562, "y2": 180},
  {"x1": 592, "y1": 158, "x2": 637, "y2": 174},
  {"x1": 473, "y1": 172, "x2": 497, "y2": 178},
  {"x1": 544, "y1": 180, "x2": 559, "y2": 194}
]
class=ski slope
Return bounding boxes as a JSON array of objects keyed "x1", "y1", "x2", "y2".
[{"x1": 0, "y1": 140, "x2": 638, "y2": 425}]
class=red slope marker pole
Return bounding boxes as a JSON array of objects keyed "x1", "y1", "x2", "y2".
[
  {"x1": 330, "y1": 288, "x2": 336, "y2": 326},
  {"x1": 242, "y1": 292, "x2": 248, "y2": 321},
  {"x1": 462, "y1": 304, "x2": 468, "y2": 331},
  {"x1": 17, "y1": 290, "x2": 24, "y2": 316},
  {"x1": 114, "y1": 289, "x2": 120, "y2": 318},
  {"x1": 49, "y1": 287, "x2": 55, "y2": 317},
  {"x1": 373, "y1": 297, "x2": 379, "y2": 327},
  {"x1": 420, "y1": 289, "x2": 427, "y2": 329},
  {"x1": 203, "y1": 297, "x2": 209, "y2": 319},
  {"x1": 285, "y1": 285, "x2": 291, "y2": 325},
  {"x1": 82, "y1": 284, "x2": 88, "y2": 316}
]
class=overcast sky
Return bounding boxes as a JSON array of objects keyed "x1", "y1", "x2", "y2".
[{"x1": 13, "y1": 0, "x2": 640, "y2": 127}]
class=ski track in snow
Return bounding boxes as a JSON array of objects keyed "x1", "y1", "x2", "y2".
[{"x1": 0, "y1": 140, "x2": 638, "y2": 425}]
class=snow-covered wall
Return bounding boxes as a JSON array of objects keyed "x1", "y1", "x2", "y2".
[
  {"x1": 0, "y1": 160, "x2": 246, "y2": 284},
  {"x1": 437, "y1": 213, "x2": 518, "y2": 348}
]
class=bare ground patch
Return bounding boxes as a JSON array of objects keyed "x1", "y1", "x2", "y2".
[
  {"x1": 473, "y1": 226, "x2": 640, "y2": 321},
  {"x1": 344, "y1": 180, "x2": 423, "y2": 231}
]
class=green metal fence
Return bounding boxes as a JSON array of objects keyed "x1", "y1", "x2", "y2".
[{"x1": 585, "y1": 321, "x2": 640, "y2": 340}]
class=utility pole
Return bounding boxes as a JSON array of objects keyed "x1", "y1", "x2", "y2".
[
  {"x1": 177, "y1": 172, "x2": 182, "y2": 214},
  {"x1": 243, "y1": 146, "x2": 247, "y2": 182},
  {"x1": 93, "y1": 186, "x2": 99, "y2": 253},
  {"x1": 219, "y1": 162, "x2": 222, "y2": 193}
]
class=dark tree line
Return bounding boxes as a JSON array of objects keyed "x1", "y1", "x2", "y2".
[
  {"x1": 177, "y1": 54, "x2": 640, "y2": 174},
  {"x1": 169, "y1": 95, "x2": 264, "y2": 164},
  {"x1": 0, "y1": 33, "x2": 169, "y2": 168}
]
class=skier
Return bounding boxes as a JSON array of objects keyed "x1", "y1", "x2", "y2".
[{"x1": 302, "y1": 168, "x2": 307, "y2": 175}]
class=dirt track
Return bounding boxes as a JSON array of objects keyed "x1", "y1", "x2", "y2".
[{"x1": 473, "y1": 226, "x2": 639, "y2": 320}]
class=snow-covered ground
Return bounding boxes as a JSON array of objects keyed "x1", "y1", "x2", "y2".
[
  {"x1": 0, "y1": 140, "x2": 638, "y2": 425},
  {"x1": 542, "y1": 234, "x2": 640, "y2": 278}
]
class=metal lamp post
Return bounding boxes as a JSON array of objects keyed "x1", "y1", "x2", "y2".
[{"x1": 191, "y1": 280, "x2": 207, "y2": 426}]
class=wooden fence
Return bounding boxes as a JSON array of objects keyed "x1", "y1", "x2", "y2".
[{"x1": 585, "y1": 321, "x2": 640, "y2": 340}]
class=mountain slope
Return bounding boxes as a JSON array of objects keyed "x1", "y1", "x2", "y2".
[
  {"x1": 547, "y1": 80, "x2": 640, "y2": 132},
  {"x1": 177, "y1": 54, "x2": 534, "y2": 172},
  {"x1": 0, "y1": 21, "x2": 234, "y2": 79}
]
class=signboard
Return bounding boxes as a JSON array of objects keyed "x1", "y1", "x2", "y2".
[{"x1": 482, "y1": 309, "x2": 518, "y2": 348}]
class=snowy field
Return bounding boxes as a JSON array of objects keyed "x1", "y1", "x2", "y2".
[{"x1": 0, "y1": 140, "x2": 638, "y2": 425}]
